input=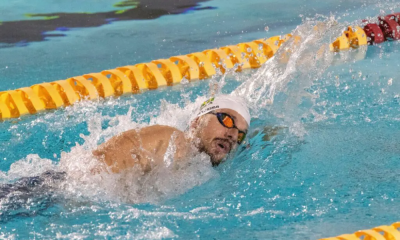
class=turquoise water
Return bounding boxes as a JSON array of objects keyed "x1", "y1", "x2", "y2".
[{"x1": 1, "y1": 0, "x2": 400, "y2": 239}]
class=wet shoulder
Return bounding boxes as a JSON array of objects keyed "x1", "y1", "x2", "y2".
[
  {"x1": 139, "y1": 125, "x2": 183, "y2": 137},
  {"x1": 139, "y1": 125, "x2": 186, "y2": 146},
  {"x1": 138, "y1": 125, "x2": 187, "y2": 161}
]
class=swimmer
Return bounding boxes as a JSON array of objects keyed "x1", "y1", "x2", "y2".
[
  {"x1": 92, "y1": 95, "x2": 251, "y2": 173},
  {"x1": 0, "y1": 95, "x2": 250, "y2": 210}
]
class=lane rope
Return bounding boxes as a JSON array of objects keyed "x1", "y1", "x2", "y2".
[
  {"x1": 0, "y1": 13, "x2": 398, "y2": 121},
  {"x1": 320, "y1": 222, "x2": 400, "y2": 240}
]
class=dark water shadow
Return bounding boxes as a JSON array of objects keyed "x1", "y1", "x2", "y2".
[
  {"x1": 0, "y1": 0, "x2": 214, "y2": 48},
  {"x1": 0, "y1": 171, "x2": 66, "y2": 223}
]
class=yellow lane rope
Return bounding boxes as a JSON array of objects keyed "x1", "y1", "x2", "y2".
[
  {"x1": 320, "y1": 222, "x2": 400, "y2": 240},
  {"x1": 0, "y1": 27, "x2": 367, "y2": 120}
]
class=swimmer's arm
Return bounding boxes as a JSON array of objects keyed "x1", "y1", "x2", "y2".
[
  {"x1": 246, "y1": 126, "x2": 282, "y2": 142},
  {"x1": 261, "y1": 126, "x2": 282, "y2": 141},
  {"x1": 92, "y1": 129, "x2": 152, "y2": 173},
  {"x1": 138, "y1": 126, "x2": 189, "y2": 163},
  {"x1": 92, "y1": 126, "x2": 188, "y2": 173}
]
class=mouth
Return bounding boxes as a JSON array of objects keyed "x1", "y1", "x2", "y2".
[{"x1": 214, "y1": 139, "x2": 232, "y2": 154}]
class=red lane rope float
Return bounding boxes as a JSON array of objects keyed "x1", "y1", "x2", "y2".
[
  {"x1": 363, "y1": 23, "x2": 385, "y2": 44},
  {"x1": 379, "y1": 15, "x2": 400, "y2": 40},
  {"x1": 1, "y1": 13, "x2": 400, "y2": 120},
  {"x1": 320, "y1": 222, "x2": 400, "y2": 240}
]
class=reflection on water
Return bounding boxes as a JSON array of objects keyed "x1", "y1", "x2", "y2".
[{"x1": 0, "y1": 0, "x2": 215, "y2": 47}]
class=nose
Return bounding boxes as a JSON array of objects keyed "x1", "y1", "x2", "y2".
[{"x1": 225, "y1": 127, "x2": 238, "y2": 143}]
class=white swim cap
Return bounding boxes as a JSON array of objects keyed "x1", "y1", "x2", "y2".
[{"x1": 195, "y1": 95, "x2": 251, "y2": 126}]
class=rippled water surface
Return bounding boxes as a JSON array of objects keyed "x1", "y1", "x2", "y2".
[{"x1": 1, "y1": 0, "x2": 400, "y2": 239}]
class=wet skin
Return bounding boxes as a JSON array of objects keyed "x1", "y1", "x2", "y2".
[{"x1": 192, "y1": 108, "x2": 248, "y2": 165}]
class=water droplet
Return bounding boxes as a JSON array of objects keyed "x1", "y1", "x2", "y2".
[{"x1": 181, "y1": 77, "x2": 189, "y2": 84}]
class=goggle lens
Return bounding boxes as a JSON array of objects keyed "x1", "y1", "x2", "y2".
[
  {"x1": 221, "y1": 114, "x2": 234, "y2": 128},
  {"x1": 237, "y1": 132, "x2": 246, "y2": 144}
]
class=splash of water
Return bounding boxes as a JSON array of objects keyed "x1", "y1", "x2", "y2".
[
  {"x1": 233, "y1": 16, "x2": 344, "y2": 124},
  {"x1": 0, "y1": 13, "x2": 388, "y2": 207},
  {"x1": 56, "y1": 103, "x2": 218, "y2": 204},
  {"x1": 0, "y1": 94, "x2": 218, "y2": 205}
]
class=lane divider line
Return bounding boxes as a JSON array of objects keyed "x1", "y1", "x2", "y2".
[
  {"x1": 320, "y1": 222, "x2": 400, "y2": 240},
  {"x1": 1, "y1": 13, "x2": 399, "y2": 120}
]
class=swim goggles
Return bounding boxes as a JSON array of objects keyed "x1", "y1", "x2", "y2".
[{"x1": 208, "y1": 112, "x2": 247, "y2": 144}]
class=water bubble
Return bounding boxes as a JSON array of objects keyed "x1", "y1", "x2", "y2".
[
  {"x1": 388, "y1": 78, "x2": 393, "y2": 86},
  {"x1": 264, "y1": 26, "x2": 269, "y2": 32},
  {"x1": 180, "y1": 77, "x2": 189, "y2": 85}
]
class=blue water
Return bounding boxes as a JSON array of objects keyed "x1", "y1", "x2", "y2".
[{"x1": 1, "y1": 0, "x2": 400, "y2": 239}]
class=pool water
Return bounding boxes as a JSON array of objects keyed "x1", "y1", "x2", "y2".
[{"x1": 1, "y1": 0, "x2": 400, "y2": 239}]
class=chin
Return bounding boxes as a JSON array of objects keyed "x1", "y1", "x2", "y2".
[
  {"x1": 201, "y1": 144, "x2": 227, "y2": 166},
  {"x1": 210, "y1": 154, "x2": 226, "y2": 166},
  {"x1": 211, "y1": 158, "x2": 221, "y2": 166}
]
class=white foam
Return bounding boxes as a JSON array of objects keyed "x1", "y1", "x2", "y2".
[
  {"x1": 54, "y1": 101, "x2": 218, "y2": 204},
  {"x1": 0, "y1": 154, "x2": 59, "y2": 182}
]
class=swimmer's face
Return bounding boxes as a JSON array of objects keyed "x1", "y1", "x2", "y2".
[{"x1": 192, "y1": 108, "x2": 248, "y2": 166}]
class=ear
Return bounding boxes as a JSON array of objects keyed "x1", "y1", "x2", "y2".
[{"x1": 190, "y1": 117, "x2": 200, "y2": 129}]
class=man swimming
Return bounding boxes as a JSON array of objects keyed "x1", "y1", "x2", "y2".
[
  {"x1": 0, "y1": 95, "x2": 251, "y2": 212},
  {"x1": 92, "y1": 95, "x2": 251, "y2": 173}
]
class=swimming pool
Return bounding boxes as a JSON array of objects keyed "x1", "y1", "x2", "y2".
[{"x1": 1, "y1": 0, "x2": 400, "y2": 239}]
